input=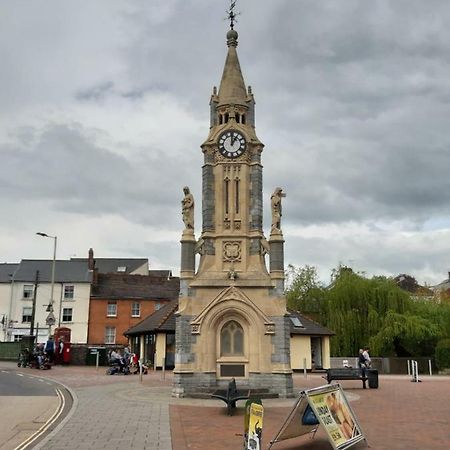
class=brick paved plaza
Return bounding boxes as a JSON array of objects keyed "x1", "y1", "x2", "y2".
[{"x1": 1, "y1": 362, "x2": 449, "y2": 449}]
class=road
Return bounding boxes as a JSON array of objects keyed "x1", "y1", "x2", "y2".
[{"x1": 0, "y1": 368, "x2": 73, "y2": 450}]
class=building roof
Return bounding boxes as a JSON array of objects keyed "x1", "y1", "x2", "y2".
[
  {"x1": 218, "y1": 29, "x2": 247, "y2": 107},
  {"x1": 13, "y1": 260, "x2": 92, "y2": 283},
  {"x1": 91, "y1": 273, "x2": 180, "y2": 299},
  {"x1": 124, "y1": 302, "x2": 334, "y2": 337},
  {"x1": 124, "y1": 299, "x2": 178, "y2": 336},
  {"x1": 71, "y1": 257, "x2": 148, "y2": 274},
  {"x1": 287, "y1": 310, "x2": 335, "y2": 336},
  {"x1": 0, "y1": 263, "x2": 19, "y2": 282}
]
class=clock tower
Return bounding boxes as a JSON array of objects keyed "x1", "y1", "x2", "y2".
[{"x1": 173, "y1": 21, "x2": 293, "y2": 397}]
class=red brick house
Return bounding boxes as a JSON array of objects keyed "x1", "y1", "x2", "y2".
[{"x1": 88, "y1": 271, "x2": 179, "y2": 346}]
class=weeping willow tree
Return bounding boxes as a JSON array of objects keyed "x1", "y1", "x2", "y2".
[
  {"x1": 286, "y1": 265, "x2": 448, "y2": 357},
  {"x1": 323, "y1": 267, "x2": 413, "y2": 357}
]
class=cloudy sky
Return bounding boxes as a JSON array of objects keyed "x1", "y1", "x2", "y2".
[{"x1": 1, "y1": 0, "x2": 450, "y2": 285}]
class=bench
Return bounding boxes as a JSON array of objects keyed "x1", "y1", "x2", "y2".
[
  {"x1": 325, "y1": 368, "x2": 367, "y2": 389},
  {"x1": 211, "y1": 378, "x2": 250, "y2": 415}
]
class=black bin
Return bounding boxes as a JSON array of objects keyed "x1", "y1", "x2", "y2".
[
  {"x1": 367, "y1": 369, "x2": 379, "y2": 389},
  {"x1": 86, "y1": 347, "x2": 107, "y2": 366}
]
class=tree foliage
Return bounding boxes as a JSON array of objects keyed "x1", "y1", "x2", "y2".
[{"x1": 285, "y1": 264, "x2": 450, "y2": 357}]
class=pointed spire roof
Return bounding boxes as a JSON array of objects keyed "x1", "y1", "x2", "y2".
[{"x1": 218, "y1": 29, "x2": 247, "y2": 107}]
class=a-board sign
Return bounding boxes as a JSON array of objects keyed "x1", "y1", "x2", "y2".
[
  {"x1": 268, "y1": 384, "x2": 366, "y2": 450},
  {"x1": 245, "y1": 402, "x2": 263, "y2": 450},
  {"x1": 307, "y1": 384, "x2": 365, "y2": 449}
]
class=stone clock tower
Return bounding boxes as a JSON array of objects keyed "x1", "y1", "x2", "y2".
[{"x1": 173, "y1": 23, "x2": 293, "y2": 397}]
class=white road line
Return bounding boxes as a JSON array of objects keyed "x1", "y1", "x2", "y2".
[
  {"x1": 16, "y1": 373, "x2": 24, "y2": 377},
  {"x1": 14, "y1": 387, "x2": 65, "y2": 450}
]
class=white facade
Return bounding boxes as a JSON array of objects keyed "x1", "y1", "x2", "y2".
[{"x1": 6, "y1": 280, "x2": 91, "y2": 344}]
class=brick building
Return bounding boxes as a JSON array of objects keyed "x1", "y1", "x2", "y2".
[{"x1": 88, "y1": 271, "x2": 179, "y2": 346}]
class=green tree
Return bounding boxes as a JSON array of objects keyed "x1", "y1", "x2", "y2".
[{"x1": 285, "y1": 264, "x2": 325, "y2": 317}]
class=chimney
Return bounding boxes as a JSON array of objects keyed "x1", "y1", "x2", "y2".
[
  {"x1": 88, "y1": 248, "x2": 94, "y2": 270},
  {"x1": 448, "y1": 271, "x2": 450, "y2": 281}
]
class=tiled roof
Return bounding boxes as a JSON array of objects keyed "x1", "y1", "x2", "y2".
[
  {"x1": 13, "y1": 260, "x2": 92, "y2": 283},
  {"x1": 71, "y1": 257, "x2": 148, "y2": 274},
  {"x1": 288, "y1": 310, "x2": 335, "y2": 336},
  {"x1": 0, "y1": 263, "x2": 19, "y2": 282},
  {"x1": 91, "y1": 273, "x2": 180, "y2": 299},
  {"x1": 124, "y1": 299, "x2": 178, "y2": 335},
  {"x1": 124, "y1": 302, "x2": 334, "y2": 337}
]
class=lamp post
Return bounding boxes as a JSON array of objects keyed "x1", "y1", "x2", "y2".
[{"x1": 36, "y1": 232, "x2": 57, "y2": 337}]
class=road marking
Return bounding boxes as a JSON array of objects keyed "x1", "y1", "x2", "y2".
[
  {"x1": 16, "y1": 373, "x2": 24, "y2": 377},
  {"x1": 13, "y1": 388, "x2": 65, "y2": 450}
]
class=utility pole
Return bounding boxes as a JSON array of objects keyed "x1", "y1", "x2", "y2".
[{"x1": 30, "y1": 270, "x2": 39, "y2": 338}]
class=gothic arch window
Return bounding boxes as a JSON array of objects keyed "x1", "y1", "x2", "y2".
[
  {"x1": 220, "y1": 320, "x2": 244, "y2": 356},
  {"x1": 241, "y1": 114, "x2": 246, "y2": 124},
  {"x1": 236, "y1": 113, "x2": 240, "y2": 123}
]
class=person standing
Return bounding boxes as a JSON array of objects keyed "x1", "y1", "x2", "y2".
[{"x1": 362, "y1": 347, "x2": 371, "y2": 368}]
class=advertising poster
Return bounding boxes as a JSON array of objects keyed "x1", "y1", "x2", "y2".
[
  {"x1": 307, "y1": 385, "x2": 364, "y2": 449},
  {"x1": 246, "y1": 403, "x2": 263, "y2": 450}
]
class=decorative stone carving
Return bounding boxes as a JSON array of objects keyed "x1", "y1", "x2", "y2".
[
  {"x1": 234, "y1": 220, "x2": 241, "y2": 230},
  {"x1": 271, "y1": 187, "x2": 286, "y2": 233},
  {"x1": 260, "y1": 237, "x2": 270, "y2": 255},
  {"x1": 223, "y1": 241, "x2": 241, "y2": 262},
  {"x1": 265, "y1": 323, "x2": 275, "y2": 335},
  {"x1": 182, "y1": 186, "x2": 194, "y2": 230},
  {"x1": 191, "y1": 324, "x2": 200, "y2": 334},
  {"x1": 224, "y1": 219, "x2": 231, "y2": 229}
]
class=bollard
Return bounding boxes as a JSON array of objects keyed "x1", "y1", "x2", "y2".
[
  {"x1": 162, "y1": 357, "x2": 166, "y2": 380},
  {"x1": 428, "y1": 359, "x2": 432, "y2": 376},
  {"x1": 139, "y1": 359, "x2": 143, "y2": 384},
  {"x1": 154, "y1": 353, "x2": 157, "y2": 371},
  {"x1": 303, "y1": 358, "x2": 307, "y2": 378},
  {"x1": 407, "y1": 359, "x2": 411, "y2": 376},
  {"x1": 96, "y1": 350, "x2": 99, "y2": 372}
]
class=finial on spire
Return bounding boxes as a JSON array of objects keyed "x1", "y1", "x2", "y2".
[{"x1": 226, "y1": 0, "x2": 238, "y2": 30}]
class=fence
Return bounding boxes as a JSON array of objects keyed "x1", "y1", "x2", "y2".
[
  {"x1": 0, "y1": 342, "x2": 21, "y2": 360},
  {"x1": 330, "y1": 356, "x2": 437, "y2": 374}
]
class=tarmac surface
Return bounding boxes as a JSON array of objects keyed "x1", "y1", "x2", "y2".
[{"x1": 0, "y1": 361, "x2": 449, "y2": 449}]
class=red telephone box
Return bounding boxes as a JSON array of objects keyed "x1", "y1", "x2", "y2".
[{"x1": 54, "y1": 327, "x2": 72, "y2": 364}]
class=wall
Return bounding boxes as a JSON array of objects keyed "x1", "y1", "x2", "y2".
[
  {"x1": 7, "y1": 281, "x2": 91, "y2": 343},
  {"x1": 290, "y1": 335, "x2": 311, "y2": 370},
  {"x1": 155, "y1": 333, "x2": 166, "y2": 368},
  {"x1": 88, "y1": 298, "x2": 169, "y2": 345}
]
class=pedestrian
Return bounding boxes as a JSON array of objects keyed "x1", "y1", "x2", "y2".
[
  {"x1": 45, "y1": 337, "x2": 55, "y2": 363},
  {"x1": 362, "y1": 347, "x2": 372, "y2": 369}
]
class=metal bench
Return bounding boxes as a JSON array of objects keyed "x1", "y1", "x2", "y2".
[
  {"x1": 325, "y1": 368, "x2": 368, "y2": 389},
  {"x1": 211, "y1": 378, "x2": 250, "y2": 415}
]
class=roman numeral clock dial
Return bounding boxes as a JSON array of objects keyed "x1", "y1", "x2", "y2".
[{"x1": 218, "y1": 130, "x2": 246, "y2": 159}]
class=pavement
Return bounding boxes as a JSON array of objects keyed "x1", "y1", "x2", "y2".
[{"x1": 0, "y1": 361, "x2": 449, "y2": 449}]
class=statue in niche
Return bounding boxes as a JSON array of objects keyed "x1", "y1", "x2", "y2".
[
  {"x1": 182, "y1": 186, "x2": 194, "y2": 230},
  {"x1": 271, "y1": 187, "x2": 286, "y2": 233}
]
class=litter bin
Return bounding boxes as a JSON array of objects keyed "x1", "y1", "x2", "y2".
[
  {"x1": 86, "y1": 347, "x2": 107, "y2": 366},
  {"x1": 367, "y1": 369, "x2": 379, "y2": 389}
]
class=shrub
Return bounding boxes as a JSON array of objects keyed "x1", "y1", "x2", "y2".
[{"x1": 435, "y1": 339, "x2": 450, "y2": 370}]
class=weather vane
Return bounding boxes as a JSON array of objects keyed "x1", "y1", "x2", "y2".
[{"x1": 226, "y1": 0, "x2": 239, "y2": 29}]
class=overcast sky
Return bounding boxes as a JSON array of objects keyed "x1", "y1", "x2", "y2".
[{"x1": 1, "y1": 0, "x2": 450, "y2": 285}]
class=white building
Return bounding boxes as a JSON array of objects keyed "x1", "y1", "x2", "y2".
[{"x1": 0, "y1": 249, "x2": 150, "y2": 344}]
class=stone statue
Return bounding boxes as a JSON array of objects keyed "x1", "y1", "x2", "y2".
[
  {"x1": 271, "y1": 187, "x2": 285, "y2": 233},
  {"x1": 182, "y1": 186, "x2": 194, "y2": 230}
]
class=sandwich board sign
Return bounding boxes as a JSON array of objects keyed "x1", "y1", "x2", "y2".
[
  {"x1": 244, "y1": 401, "x2": 263, "y2": 450},
  {"x1": 268, "y1": 384, "x2": 366, "y2": 450}
]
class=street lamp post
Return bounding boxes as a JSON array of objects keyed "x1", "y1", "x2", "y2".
[{"x1": 36, "y1": 232, "x2": 57, "y2": 337}]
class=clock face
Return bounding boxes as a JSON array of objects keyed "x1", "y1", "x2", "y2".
[{"x1": 218, "y1": 130, "x2": 246, "y2": 159}]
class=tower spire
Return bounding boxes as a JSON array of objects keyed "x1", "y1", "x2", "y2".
[{"x1": 218, "y1": 2, "x2": 247, "y2": 107}]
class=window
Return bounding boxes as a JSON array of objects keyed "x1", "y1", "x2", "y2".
[
  {"x1": 220, "y1": 320, "x2": 244, "y2": 356},
  {"x1": 22, "y1": 307, "x2": 32, "y2": 323},
  {"x1": 23, "y1": 285, "x2": 33, "y2": 299},
  {"x1": 64, "y1": 285, "x2": 74, "y2": 300},
  {"x1": 14, "y1": 335, "x2": 22, "y2": 342},
  {"x1": 131, "y1": 302, "x2": 141, "y2": 317},
  {"x1": 62, "y1": 308, "x2": 73, "y2": 322},
  {"x1": 107, "y1": 302, "x2": 117, "y2": 317},
  {"x1": 105, "y1": 327, "x2": 116, "y2": 344},
  {"x1": 290, "y1": 317, "x2": 304, "y2": 328},
  {"x1": 117, "y1": 266, "x2": 127, "y2": 272}
]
